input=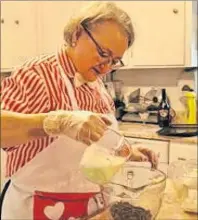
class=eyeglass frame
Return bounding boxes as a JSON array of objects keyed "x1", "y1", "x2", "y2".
[{"x1": 81, "y1": 22, "x2": 125, "y2": 70}]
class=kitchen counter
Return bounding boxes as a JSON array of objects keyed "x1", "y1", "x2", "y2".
[
  {"x1": 156, "y1": 179, "x2": 197, "y2": 220},
  {"x1": 89, "y1": 180, "x2": 197, "y2": 220},
  {"x1": 118, "y1": 122, "x2": 197, "y2": 144}
]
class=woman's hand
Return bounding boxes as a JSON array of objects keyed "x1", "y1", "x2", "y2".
[
  {"x1": 43, "y1": 110, "x2": 112, "y2": 145},
  {"x1": 117, "y1": 145, "x2": 159, "y2": 169},
  {"x1": 129, "y1": 147, "x2": 159, "y2": 169}
]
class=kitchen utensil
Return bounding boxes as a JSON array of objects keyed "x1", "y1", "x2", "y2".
[
  {"x1": 80, "y1": 129, "x2": 132, "y2": 185},
  {"x1": 144, "y1": 88, "x2": 159, "y2": 103},
  {"x1": 144, "y1": 88, "x2": 171, "y2": 105},
  {"x1": 128, "y1": 88, "x2": 140, "y2": 103},
  {"x1": 157, "y1": 124, "x2": 198, "y2": 137},
  {"x1": 113, "y1": 80, "x2": 124, "y2": 101},
  {"x1": 168, "y1": 159, "x2": 197, "y2": 213},
  {"x1": 102, "y1": 165, "x2": 166, "y2": 219},
  {"x1": 139, "y1": 112, "x2": 150, "y2": 124},
  {"x1": 121, "y1": 112, "x2": 158, "y2": 124}
]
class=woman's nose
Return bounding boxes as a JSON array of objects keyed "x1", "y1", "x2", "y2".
[{"x1": 99, "y1": 62, "x2": 112, "y2": 75}]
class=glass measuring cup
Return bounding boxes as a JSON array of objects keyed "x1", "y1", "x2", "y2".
[{"x1": 79, "y1": 129, "x2": 132, "y2": 185}]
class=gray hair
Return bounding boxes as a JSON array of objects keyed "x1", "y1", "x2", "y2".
[{"x1": 64, "y1": 1, "x2": 135, "y2": 48}]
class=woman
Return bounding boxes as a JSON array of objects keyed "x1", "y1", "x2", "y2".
[{"x1": 1, "y1": 2, "x2": 158, "y2": 219}]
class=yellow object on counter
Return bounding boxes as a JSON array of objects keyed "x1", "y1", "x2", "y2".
[{"x1": 183, "y1": 91, "x2": 197, "y2": 124}]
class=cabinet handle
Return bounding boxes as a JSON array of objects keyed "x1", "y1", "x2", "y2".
[
  {"x1": 15, "y1": 20, "x2": 20, "y2": 25},
  {"x1": 1, "y1": 18, "x2": 4, "y2": 24},
  {"x1": 173, "y1": 9, "x2": 179, "y2": 14},
  {"x1": 178, "y1": 157, "x2": 186, "y2": 161}
]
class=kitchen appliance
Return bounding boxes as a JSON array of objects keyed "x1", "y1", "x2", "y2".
[
  {"x1": 168, "y1": 159, "x2": 197, "y2": 213},
  {"x1": 121, "y1": 88, "x2": 172, "y2": 124}
]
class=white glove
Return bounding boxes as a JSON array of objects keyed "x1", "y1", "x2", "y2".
[{"x1": 43, "y1": 110, "x2": 112, "y2": 145}]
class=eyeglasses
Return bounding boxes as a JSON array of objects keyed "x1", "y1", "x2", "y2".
[{"x1": 81, "y1": 22, "x2": 124, "y2": 70}]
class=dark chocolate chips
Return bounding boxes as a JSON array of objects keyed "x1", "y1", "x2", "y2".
[{"x1": 110, "y1": 201, "x2": 152, "y2": 220}]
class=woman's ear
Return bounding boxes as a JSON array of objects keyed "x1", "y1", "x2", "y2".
[{"x1": 71, "y1": 25, "x2": 83, "y2": 47}]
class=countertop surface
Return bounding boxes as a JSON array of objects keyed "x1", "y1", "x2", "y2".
[
  {"x1": 118, "y1": 122, "x2": 198, "y2": 144},
  {"x1": 156, "y1": 180, "x2": 197, "y2": 220}
]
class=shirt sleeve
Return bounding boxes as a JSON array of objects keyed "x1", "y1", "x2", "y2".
[{"x1": 1, "y1": 67, "x2": 50, "y2": 113}]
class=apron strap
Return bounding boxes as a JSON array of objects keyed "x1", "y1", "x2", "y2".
[
  {"x1": 57, "y1": 49, "x2": 113, "y2": 114},
  {"x1": 97, "y1": 78, "x2": 114, "y2": 114},
  {"x1": 0, "y1": 179, "x2": 11, "y2": 218},
  {"x1": 57, "y1": 56, "x2": 79, "y2": 111}
]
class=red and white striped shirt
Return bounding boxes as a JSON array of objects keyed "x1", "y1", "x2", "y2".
[{"x1": 1, "y1": 45, "x2": 115, "y2": 177}]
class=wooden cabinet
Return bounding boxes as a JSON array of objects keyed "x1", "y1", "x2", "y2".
[
  {"x1": 124, "y1": 136, "x2": 197, "y2": 174},
  {"x1": 169, "y1": 142, "x2": 197, "y2": 163},
  {"x1": 125, "y1": 137, "x2": 169, "y2": 174},
  {"x1": 37, "y1": 1, "x2": 85, "y2": 54},
  {"x1": 117, "y1": 1, "x2": 185, "y2": 67},
  {"x1": 117, "y1": 1, "x2": 197, "y2": 68},
  {"x1": 1, "y1": 1, "x2": 196, "y2": 69},
  {"x1": 37, "y1": 1, "x2": 190, "y2": 67},
  {"x1": 37, "y1": 1, "x2": 197, "y2": 68},
  {"x1": 1, "y1": 1, "x2": 38, "y2": 69}
]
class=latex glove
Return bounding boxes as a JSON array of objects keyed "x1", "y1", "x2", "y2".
[
  {"x1": 129, "y1": 147, "x2": 159, "y2": 169},
  {"x1": 117, "y1": 145, "x2": 159, "y2": 169},
  {"x1": 43, "y1": 110, "x2": 112, "y2": 145}
]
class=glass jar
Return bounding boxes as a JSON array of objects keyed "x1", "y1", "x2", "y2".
[{"x1": 168, "y1": 159, "x2": 197, "y2": 213}]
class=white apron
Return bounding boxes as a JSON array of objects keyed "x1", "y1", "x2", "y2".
[{"x1": 2, "y1": 61, "x2": 118, "y2": 220}]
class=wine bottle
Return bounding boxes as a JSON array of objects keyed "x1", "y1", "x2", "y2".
[{"x1": 157, "y1": 89, "x2": 170, "y2": 127}]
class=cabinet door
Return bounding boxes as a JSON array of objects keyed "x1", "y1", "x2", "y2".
[
  {"x1": 125, "y1": 137, "x2": 169, "y2": 164},
  {"x1": 38, "y1": 1, "x2": 85, "y2": 54},
  {"x1": 169, "y1": 142, "x2": 197, "y2": 163},
  {"x1": 1, "y1": 1, "x2": 38, "y2": 69},
  {"x1": 116, "y1": 1, "x2": 185, "y2": 67},
  {"x1": 124, "y1": 161, "x2": 168, "y2": 174}
]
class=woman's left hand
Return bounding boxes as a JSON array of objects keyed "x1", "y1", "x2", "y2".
[{"x1": 129, "y1": 147, "x2": 159, "y2": 169}]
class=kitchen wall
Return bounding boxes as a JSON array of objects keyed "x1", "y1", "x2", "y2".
[{"x1": 114, "y1": 68, "x2": 196, "y2": 111}]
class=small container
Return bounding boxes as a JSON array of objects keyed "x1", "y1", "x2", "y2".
[
  {"x1": 181, "y1": 91, "x2": 197, "y2": 124},
  {"x1": 80, "y1": 129, "x2": 132, "y2": 185},
  {"x1": 168, "y1": 159, "x2": 198, "y2": 213}
]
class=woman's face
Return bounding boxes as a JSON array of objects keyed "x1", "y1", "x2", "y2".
[{"x1": 70, "y1": 21, "x2": 128, "y2": 82}]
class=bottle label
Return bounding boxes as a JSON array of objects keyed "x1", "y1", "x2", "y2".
[{"x1": 159, "y1": 109, "x2": 169, "y2": 118}]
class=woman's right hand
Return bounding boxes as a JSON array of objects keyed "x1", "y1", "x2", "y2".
[{"x1": 43, "y1": 110, "x2": 112, "y2": 145}]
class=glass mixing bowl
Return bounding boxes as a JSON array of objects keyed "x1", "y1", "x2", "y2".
[
  {"x1": 96, "y1": 164, "x2": 167, "y2": 220},
  {"x1": 79, "y1": 129, "x2": 132, "y2": 185}
]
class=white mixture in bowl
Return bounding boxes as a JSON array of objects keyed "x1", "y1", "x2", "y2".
[{"x1": 80, "y1": 146, "x2": 126, "y2": 185}]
